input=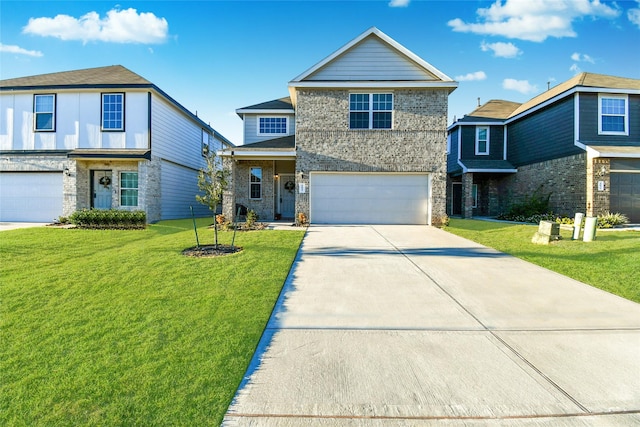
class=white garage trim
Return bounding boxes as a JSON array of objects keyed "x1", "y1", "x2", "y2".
[
  {"x1": 310, "y1": 172, "x2": 431, "y2": 225},
  {"x1": 0, "y1": 172, "x2": 63, "y2": 222}
]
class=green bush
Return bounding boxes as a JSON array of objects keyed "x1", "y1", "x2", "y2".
[
  {"x1": 245, "y1": 210, "x2": 258, "y2": 228},
  {"x1": 597, "y1": 212, "x2": 629, "y2": 228},
  {"x1": 69, "y1": 209, "x2": 146, "y2": 229}
]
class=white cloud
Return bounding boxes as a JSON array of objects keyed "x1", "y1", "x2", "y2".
[
  {"x1": 628, "y1": 1, "x2": 640, "y2": 28},
  {"x1": 448, "y1": 0, "x2": 620, "y2": 42},
  {"x1": 571, "y1": 52, "x2": 594, "y2": 63},
  {"x1": 480, "y1": 41, "x2": 522, "y2": 58},
  {"x1": 503, "y1": 78, "x2": 538, "y2": 94},
  {"x1": 0, "y1": 43, "x2": 43, "y2": 57},
  {"x1": 455, "y1": 71, "x2": 487, "y2": 81},
  {"x1": 389, "y1": 0, "x2": 410, "y2": 7},
  {"x1": 22, "y1": 8, "x2": 168, "y2": 44},
  {"x1": 570, "y1": 63, "x2": 582, "y2": 74}
]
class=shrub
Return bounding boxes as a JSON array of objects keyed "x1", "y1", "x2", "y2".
[
  {"x1": 432, "y1": 214, "x2": 449, "y2": 228},
  {"x1": 69, "y1": 209, "x2": 146, "y2": 229},
  {"x1": 297, "y1": 212, "x2": 307, "y2": 226},
  {"x1": 245, "y1": 210, "x2": 258, "y2": 228},
  {"x1": 501, "y1": 186, "x2": 552, "y2": 219},
  {"x1": 597, "y1": 212, "x2": 629, "y2": 229}
]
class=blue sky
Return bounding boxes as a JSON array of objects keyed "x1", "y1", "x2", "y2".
[{"x1": 2, "y1": 0, "x2": 639, "y2": 144}]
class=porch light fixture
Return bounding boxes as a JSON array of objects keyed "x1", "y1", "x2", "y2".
[{"x1": 64, "y1": 167, "x2": 70, "y2": 176}]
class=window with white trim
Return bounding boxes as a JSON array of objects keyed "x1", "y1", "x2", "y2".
[
  {"x1": 349, "y1": 93, "x2": 393, "y2": 129},
  {"x1": 475, "y1": 126, "x2": 489, "y2": 155},
  {"x1": 102, "y1": 93, "x2": 124, "y2": 131},
  {"x1": 258, "y1": 117, "x2": 287, "y2": 135},
  {"x1": 34, "y1": 94, "x2": 55, "y2": 131},
  {"x1": 250, "y1": 167, "x2": 262, "y2": 199},
  {"x1": 120, "y1": 172, "x2": 138, "y2": 207},
  {"x1": 599, "y1": 94, "x2": 628, "y2": 135}
]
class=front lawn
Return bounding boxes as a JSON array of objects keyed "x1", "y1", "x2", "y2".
[
  {"x1": 0, "y1": 219, "x2": 305, "y2": 426},
  {"x1": 445, "y1": 219, "x2": 640, "y2": 303}
]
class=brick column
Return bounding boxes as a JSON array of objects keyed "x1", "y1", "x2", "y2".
[{"x1": 462, "y1": 172, "x2": 474, "y2": 218}]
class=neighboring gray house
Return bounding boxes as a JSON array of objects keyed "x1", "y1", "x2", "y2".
[
  {"x1": 0, "y1": 65, "x2": 232, "y2": 222},
  {"x1": 220, "y1": 27, "x2": 457, "y2": 225},
  {"x1": 447, "y1": 72, "x2": 640, "y2": 223}
]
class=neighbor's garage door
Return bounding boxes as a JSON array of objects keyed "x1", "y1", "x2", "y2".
[
  {"x1": 310, "y1": 173, "x2": 430, "y2": 224},
  {"x1": 0, "y1": 172, "x2": 63, "y2": 222},
  {"x1": 610, "y1": 172, "x2": 640, "y2": 223}
]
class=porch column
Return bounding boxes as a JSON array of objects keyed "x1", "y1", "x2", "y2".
[
  {"x1": 222, "y1": 157, "x2": 236, "y2": 221},
  {"x1": 462, "y1": 172, "x2": 474, "y2": 219}
]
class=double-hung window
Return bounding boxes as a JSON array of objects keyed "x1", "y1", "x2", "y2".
[
  {"x1": 475, "y1": 126, "x2": 489, "y2": 155},
  {"x1": 102, "y1": 93, "x2": 124, "y2": 131},
  {"x1": 599, "y1": 94, "x2": 628, "y2": 135},
  {"x1": 250, "y1": 167, "x2": 262, "y2": 199},
  {"x1": 34, "y1": 94, "x2": 55, "y2": 131},
  {"x1": 258, "y1": 117, "x2": 287, "y2": 135},
  {"x1": 349, "y1": 93, "x2": 393, "y2": 129},
  {"x1": 120, "y1": 172, "x2": 139, "y2": 207}
]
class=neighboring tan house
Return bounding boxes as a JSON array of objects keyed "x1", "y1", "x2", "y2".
[
  {"x1": 0, "y1": 65, "x2": 232, "y2": 223},
  {"x1": 447, "y1": 72, "x2": 640, "y2": 223},
  {"x1": 220, "y1": 27, "x2": 458, "y2": 225}
]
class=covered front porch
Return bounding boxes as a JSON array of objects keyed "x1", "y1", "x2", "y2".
[{"x1": 219, "y1": 136, "x2": 297, "y2": 222}]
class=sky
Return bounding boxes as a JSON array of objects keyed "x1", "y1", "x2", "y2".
[{"x1": 1, "y1": 0, "x2": 639, "y2": 145}]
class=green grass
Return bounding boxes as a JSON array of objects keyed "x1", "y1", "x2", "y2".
[
  {"x1": 0, "y1": 219, "x2": 305, "y2": 426},
  {"x1": 445, "y1": 219, "x2": 640, "y2": 303}
]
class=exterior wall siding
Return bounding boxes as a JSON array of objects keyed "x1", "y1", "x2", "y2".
[
  {"x1": 160, "y1": 159, "x2": 208, "y2": 220},
  {"x1": 508, "y1": 97, "x2": 580, "y2": 166},
  {"x1": 578, "y1": 93, "x2": 640, "y2": 146},
  {"x1": 294, "y1": 88, "x2": 449, "y2": 223},
  {"x1": 458, "y1": 125, "x2": 504, "y2": 160},
  {"x1": 447, "y1": 127, "x2": 459, "y2": 172},
  {"x1": 226, "y1": 160, "x2": 275, "y2": 221},
  {"x1": 243, "y1": 113, "x2": 295, "y2": 145},
  {"x1": 498, "y1": 153, "x2": 587, "y2": 217}
]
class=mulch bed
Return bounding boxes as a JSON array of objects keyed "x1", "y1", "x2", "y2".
[{"x1": 182, "y1": 244, "x2": 243, "y2": 258}]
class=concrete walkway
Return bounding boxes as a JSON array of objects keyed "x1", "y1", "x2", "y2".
[{"x1": 223, "y1": 225, "x2": 640, "y2": 426}]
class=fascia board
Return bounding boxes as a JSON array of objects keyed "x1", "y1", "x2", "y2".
[
  {"x1": 235, "y1": 108, "x2": 296, "y2": 115},
  {"x1": 288, "y1": 81, "x2": 458, "y2": 89}
]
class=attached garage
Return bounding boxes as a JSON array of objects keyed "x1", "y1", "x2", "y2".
[
  {"x1": 310, "y1": 172, "x2": 430, "y2": 224},
  {"x1": 0, "y1": 172, "x2": 63, "y2": 222},
  {"x1": 610, "y1": 172, "x2": 640, "y2": 224}
]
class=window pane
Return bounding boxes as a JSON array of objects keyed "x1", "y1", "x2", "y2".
[
  {"x1": 103, "y1": 94, "x2": 123, "y2": 129},
  {"x1": 250, "y1": 184, "x2": 261, "y2": 199},
  {"x1": 36, "y1": 113, "x2": 53, "y2": 130},
  {"x1": 259, "y1": 117, "x2": 287, "y2": 134},
  {"x1": 602, "y1": 115, "x2": 624, "y2": 132},
  {"x1": 121, "y1": 189, "x2": 138, "y2": 206},
  {"x1": 121, "y1": 172, "x2": 138, "y2": 188},
  {"x1": 373, "y1": 94, "x2": 392, "y2": 111},
  {"x1": 601, "y1": 98, "x2": 625, "y2": 115},
  {"x1": 350, "y1": 112, "x2": 369, "y2": 129},
  {"x1": 478, "y1": 140, "x2": 487, "y2": 153},
  {"x1": 478, "y1": 128, "x2": 487, "y2": 140},
  {"x1": 250, "y1": 167, "x2": 261, "y2": 183},
  {"x1": 349, "y1": 94, "x2": 369, "y2": 111},
  {"x1": 372, "y1": 112, "x2": 391, "y2": 129},
  {"x1": 35, "y1": 95, "x2": 53, "y2": 112}
]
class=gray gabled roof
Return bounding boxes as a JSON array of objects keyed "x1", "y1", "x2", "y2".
[
  {"x1": 236, "y1": 97, "x2": 294, "y2": 117},
  {"x1": 0, "y1": 65, "x2": 152, "y2": 89},
  {"x1": 233, "y1": 135, "x2": 295, "y2": 151},
  {"x1": 459, "y1": 159, "x2": 517, "y2": 173},
  {"x1": 460, "y1": 100, "x2": 522, "y2": 121}
]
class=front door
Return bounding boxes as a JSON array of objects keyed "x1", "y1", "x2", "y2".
[
  {"x1": 93, "y1": 170, "x2": 113, "y2": 209},
  {"x1": 451, "y1": 182, "x2": 462, "y2": 216},
  {"x1": 279, "y1": 174, "x2": 295, "y2": 219}
]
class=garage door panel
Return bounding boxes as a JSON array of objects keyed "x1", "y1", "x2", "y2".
[
  {"x1": 0, "y1": 172, "x2": 63, "y2": 222},
  {"x1": 610, "y1": 172, "x2": 640, "y2": 223},
  {"x1": 310, "y1": 173, "x2": 429, "y2": 225}
]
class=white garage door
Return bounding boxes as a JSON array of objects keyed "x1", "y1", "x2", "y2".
[
  {"x1": 310, "y1": 173, "x2": 430, "y2": 224},
  {"x1": 0, "y1": 172, "x2": 63, "y2": 222}
]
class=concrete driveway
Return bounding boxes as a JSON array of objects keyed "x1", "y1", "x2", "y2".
[
  {"x1": 223, "y1": 225, "x2": 640, "y2": 426},
  {"x1": 0, "y1": 222, "x2": 48, "y2": 231}
]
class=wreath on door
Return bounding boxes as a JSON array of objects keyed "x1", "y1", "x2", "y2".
[
  {"x1": 284, "y1": 180, "x2": 295, "y2": 192},
  {"x1": 99, "y1": 176, "x2": 111, "y2": 187}
]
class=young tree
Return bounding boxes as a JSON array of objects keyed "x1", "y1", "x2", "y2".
[{"x1": 196, "y1": 148, "x2": 229, "y2": 249}]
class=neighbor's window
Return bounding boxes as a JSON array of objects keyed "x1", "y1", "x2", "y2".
[
  {"x1": 599, "y1": 94, "x2": 628, "y2": 135},
  {"x1": 349, "y1": 93, "x2": 393, "y2": 129},
  {"x1": 475, "y1": 126, "x2": 489, "y2": 155},
  {"x1": 472, "y1": 184, "x2": 478, "y2": 208},
  {"x1": 34, "y1": 94, "x2": 55, "y2": 131},
  {"x1": 120, "y1": 172, "x2": 138, "y2": 206},
  {"x1": 250, "y1": 167, "x2": 262, "y2": 199},
  {"x1": 259, "y1": 117, "x2": 287, "y2": 135},
  {"x1": 102, "y1": 93, "x2": 124, "y2": 131},
  {"x1": 202, "y1": 129, "x2": 212, "y2": 157}
]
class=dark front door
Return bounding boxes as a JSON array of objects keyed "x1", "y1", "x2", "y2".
[
  {"x1": 610, "y1": 172, "x2": 640, "y2": 223},
  {"x1": 452, "y1": 182, "x2": 462, "y2": 216}
]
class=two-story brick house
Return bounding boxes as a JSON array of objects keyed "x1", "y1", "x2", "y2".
[
  {"x1": 220, "y1": 27, "x2": 457, "y2": 225},
  {"x1": 0, "y1": 65, "x2": 232, "y2": 223},
  {"x1": 447, "y1": 73, "x2": 640, "y2": 223}
]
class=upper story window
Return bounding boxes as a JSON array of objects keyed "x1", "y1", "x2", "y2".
[
  {"x1": 349, "y1": 93, "x2": 393, "y2": 129},
  {"x1": 250, "y1": 167, "x2": 262, "y2": 199},
  {"x1": 202, "y1": 130, "x2": 212, "y2": 157},
  {"x1": 102, "y1": 93, "x2": 124, "y2": 131},
  {"x1": 599, "y1": 94, "x2": 628, "y2": 135},
  {"x1": 34, "y1": 94, "x2": 55, "y2": 131},
  {"x1": 258, "y1": 117, "x2": 287, "y2": 135},
  {"x1": 475, "y1": 126, "x2": 489, "y2": 155}
]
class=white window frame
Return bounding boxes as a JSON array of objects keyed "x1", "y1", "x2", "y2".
[
  {"x1": 34, "y1": 94, "x2": 55, "y2": 132},
  {"x1": 202, "y1": 129, "x2": 212, "y2": 157},
  {"x1": 257, "y1": 116, "x2": 288, "y2": 136},
  {"x1": 102, "y1": 93, "x2": 125, "y2": 131},
  {"x1": 598, "y1": 93, "x2": 628, "y2": 136},
  {"x1": 475, "y1": 126, "x2": 489, "y2": 155},
  {"x1": 250, "y1": 167, "x2": 262, "y2": 200},
  {"x1": 349, "y1": 93, "x2": 393, "y2": 130},
  {"x1": 120, "y1": 171, "x2": 139, "y2": 207}
]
